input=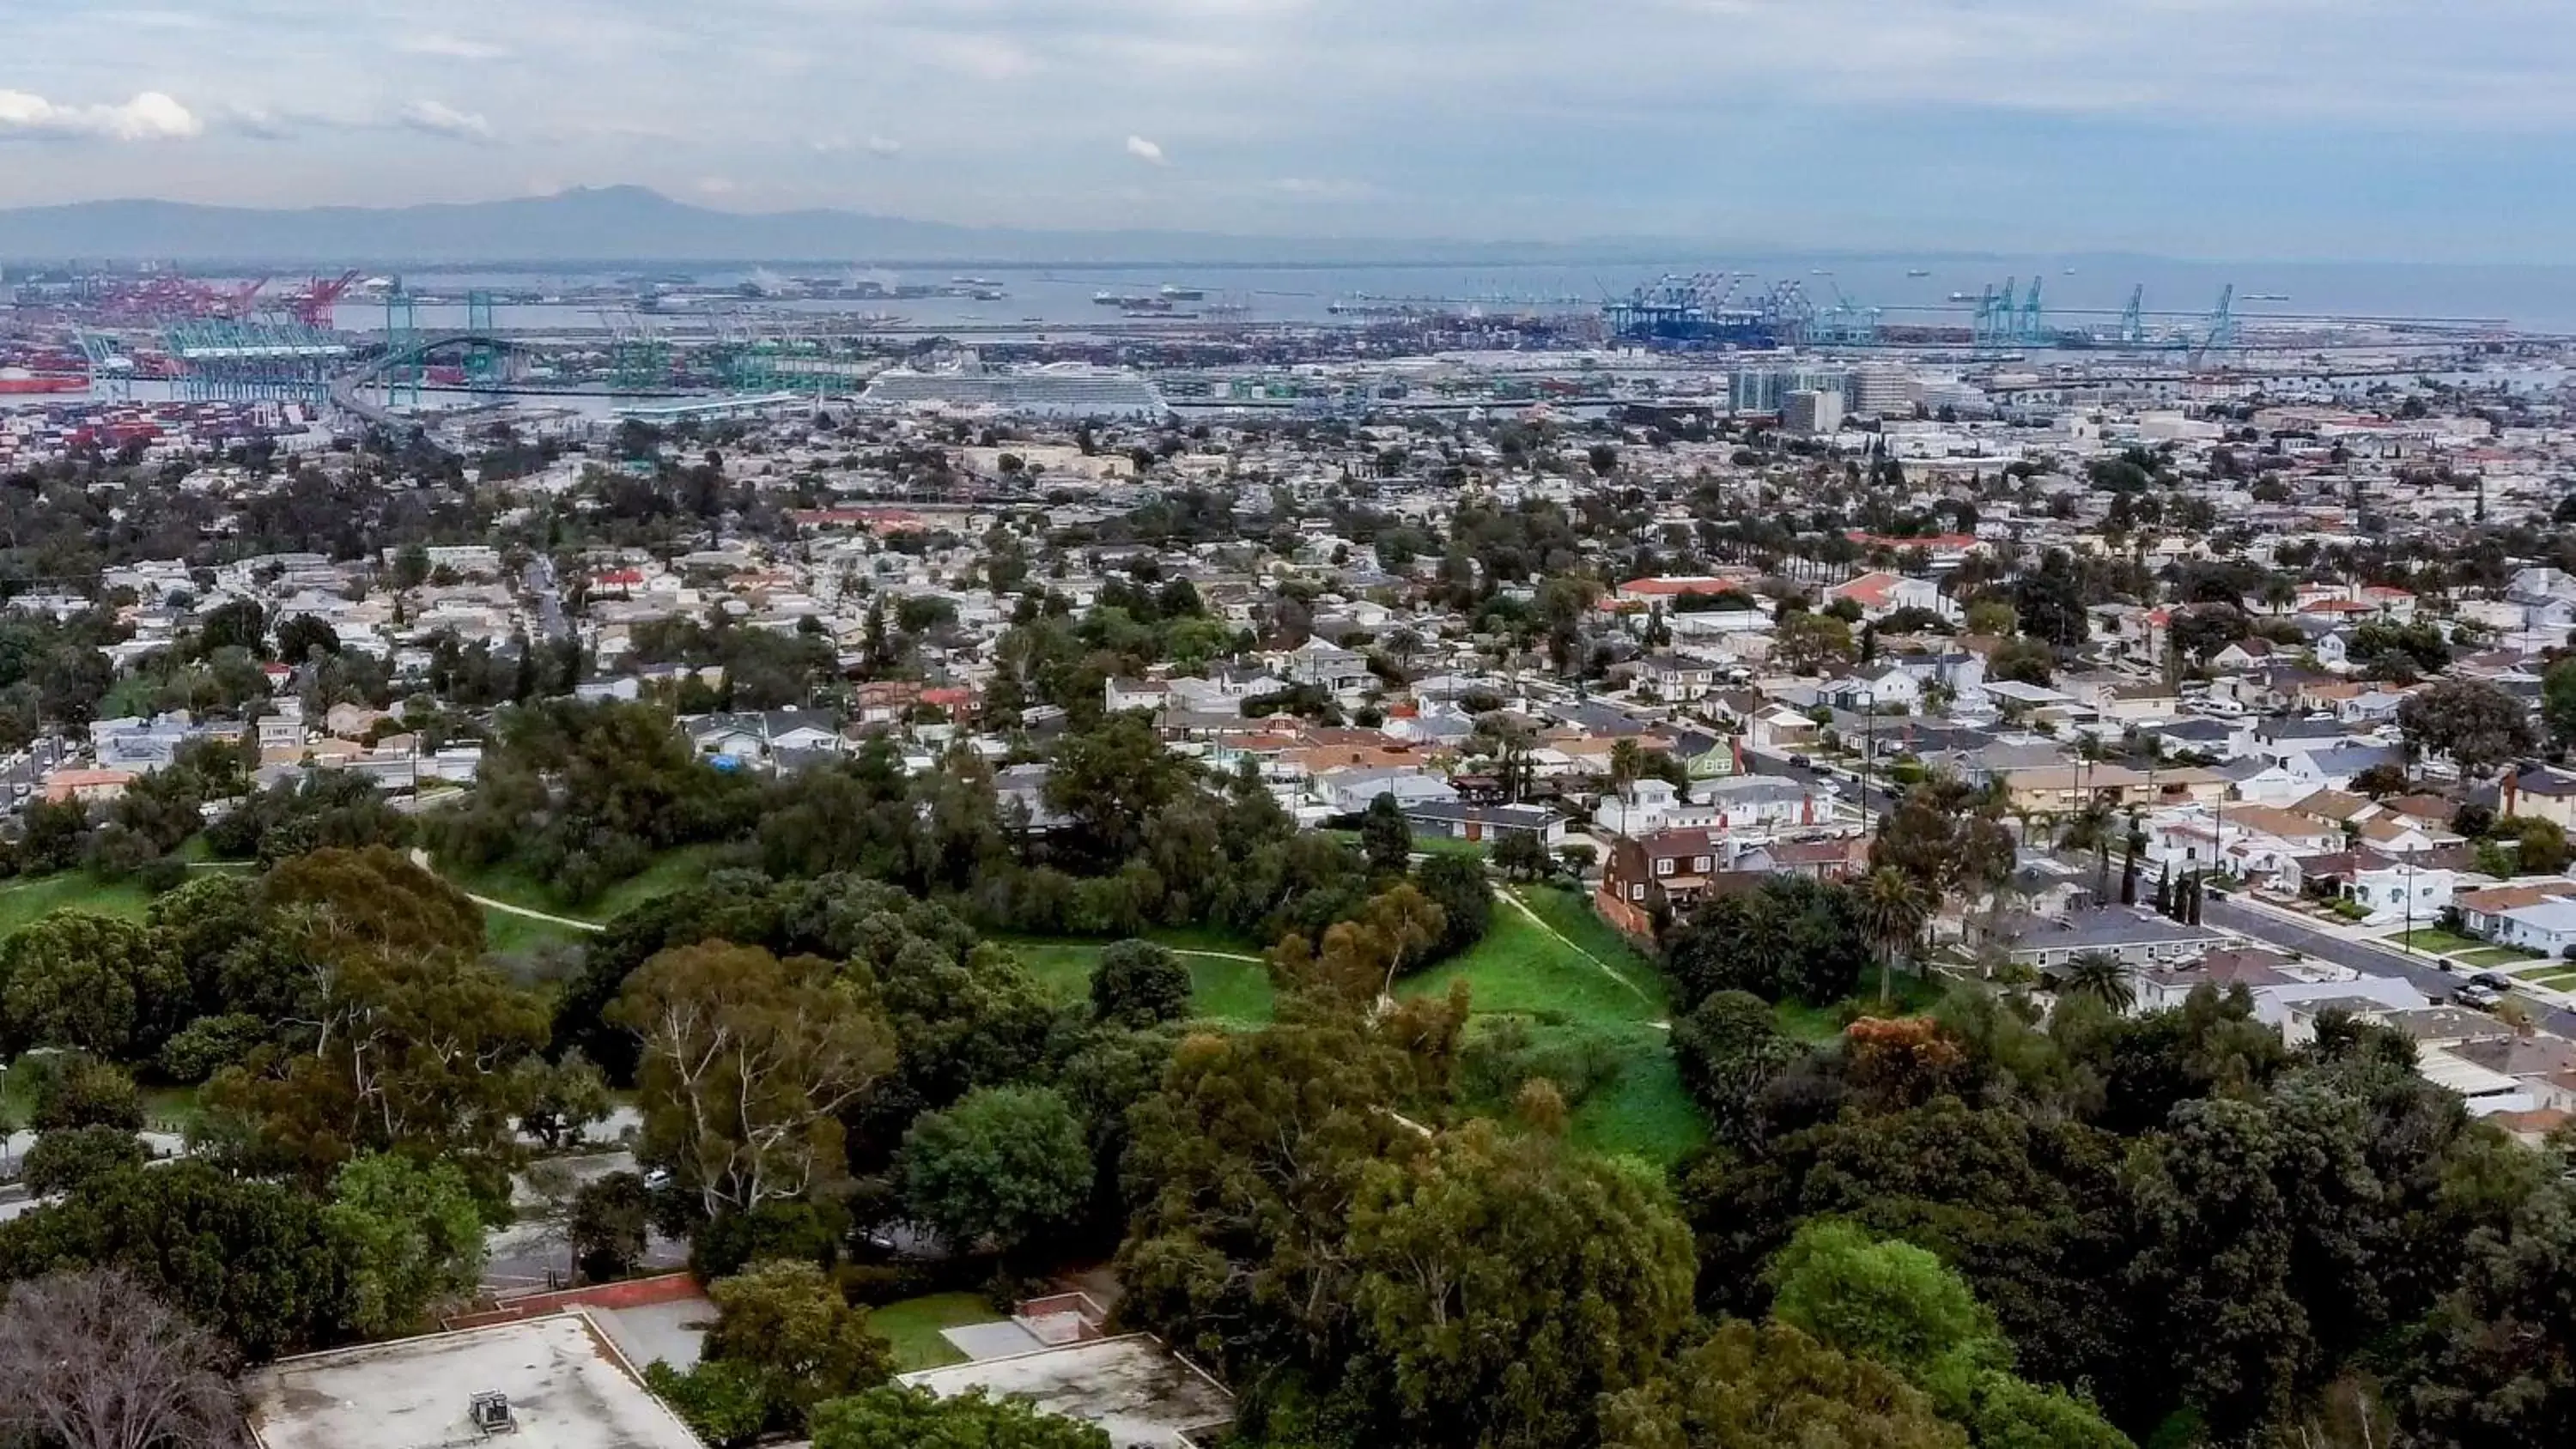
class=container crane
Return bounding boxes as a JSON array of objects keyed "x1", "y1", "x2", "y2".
[
  {"x1": 295, "y1": 270, "x2": 362, "y2": 330},
  {"x1": 2190, "y1": 285, "x2": 2238, "y2": 369}
]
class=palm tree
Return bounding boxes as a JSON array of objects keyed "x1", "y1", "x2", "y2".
[
  {"x1": 1856, "y1": 866, "x2": 1932, "y2": 1008},
  {"x1": 1609, "y1": 738, "x2": 1643, "y2": 810},
  {"x1": 2057, "y1": 950, "x2": 2136, "y2": 1014}
]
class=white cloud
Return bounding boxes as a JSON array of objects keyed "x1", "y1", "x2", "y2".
[
  {"x1": 1125, "y1": 134, "x2": 1168, "y2": 166},
  {"x1": 0, "y1": 89, "x2": 202, "y2": 142},
  {"x1": 811, "y1": 134, "x2": 903, "y2": 158},
  {"x1": 399, "y1": 100, "x2": 495, "y2": 141},
  {"x1": 1268, "y1": 176, "x2": 1377, "y2": 201},
  {"x1": 399, "y1": 33, "x2": 514, "y2": 61}
]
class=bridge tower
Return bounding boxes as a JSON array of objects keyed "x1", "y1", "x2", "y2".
[
  {"x1": 383, "y1": 280, "x2": 422, "y2": 409},
  {"x1": 465, "y1": 290, "x2": 504, "y2": 391}
]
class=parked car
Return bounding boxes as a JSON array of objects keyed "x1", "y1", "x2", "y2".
[
  {"x1": 2454, "y1": 983, "x2": 2501, "y2": 1009},
  {"x1": 2470, "y1": 971, "x2": 2515, "y2": 993}
]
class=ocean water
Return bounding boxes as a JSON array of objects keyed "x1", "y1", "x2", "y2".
[{"x1": 347, "y1": 254, "x2": 2576, "y2": 334}]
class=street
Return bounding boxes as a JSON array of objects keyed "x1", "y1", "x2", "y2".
[{"x1": 2204, "y1": 896, "x2": 2576, "y2": 1038}]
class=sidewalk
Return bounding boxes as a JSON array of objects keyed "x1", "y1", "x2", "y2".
[{"x1": 2232, "y1": 889, "x2": 2576, "y2": 1015}]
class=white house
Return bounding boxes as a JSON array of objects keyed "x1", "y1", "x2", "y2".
[{"x1": 2346, "y1": 862, "x2": 2456, "y2": 925}]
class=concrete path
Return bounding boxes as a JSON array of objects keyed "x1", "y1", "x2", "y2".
[
  {"x1": 1499, "y1": 886, "x2": 1660, "y2": 1013},
  {"x1": 466, "y1": 894, "x2": 605, "y2": 933}
]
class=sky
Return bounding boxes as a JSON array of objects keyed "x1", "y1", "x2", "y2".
[{"x1": 3, "y1": 0, "x2": 2574, "y2": 260}]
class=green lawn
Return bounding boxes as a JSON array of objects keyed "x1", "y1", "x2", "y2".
[
  {"x1": 998, "y1": 934, "x2": 1277, "y2": 1027},
  {"x1": 1406, "y1": 892, "x2": 1704, "y2": 1167},
  {"x1": 483, "y1": 907, "x2": 591, "y2": 957},
  {"x1": 866, "y1": 1293, "x2": 996, "y2": 1372},
  {"x1": 0, "y1": 872, "x2": 156, "y2": 936},
  {"x1": 1773, "y1": 972, "x2": 1948, "y2": 1044},
  {"x1": 2384, "y1": 927, "x2": 2484, "y2": 957},
  {"x1": 2462, "y1": 947, "x2": 2541, "y2": 969},
  {"x1": 439, "y1": 844, "x2": 723, "y2": 926},
  {"x1": 1323, "y1": 828, "x2": 1489, "y2": 859},
  {"x1": 2526, "y1": 970, "x2": 2576, "y2": 991}
]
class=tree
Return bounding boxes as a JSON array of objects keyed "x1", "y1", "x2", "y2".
[
  {"x1": 1359, "y1": 791, "x2": 1414, "y2": 877},
  {"x1": 2397, "y1": 678, "x2": 2537, "y2": 778},
  {"x1": 1493, "y1": 828, "x2": 1552, "y2": 882},
  {"x1": 1871, "y1": 779, "x2": 2014, "y2": 903},
  {"x1": 1043, "y1": 712, "x2": 1194, "y2": 868},
  {"x1": 1610, "y1": 737, "x2": 1644, "y2": 806},
  {"x1": 1090, "y1": 939, "x2": 1193, "y2": 1028},
  {"x1": 810, "y1": 1387, "x2": 1110, "y2": 1449},
  {"x1": 323, "y1": 1154, "x2": 488, "y2": 1338},
  {"x1": 1777, "y1": 611, "x2": 1857, "y2": 674},
  {"x1": 1856, "y1": 867, "x2": 1932, "y2": 1007},
  {"x1": 646, "y1": 1360, "x2": 772, "y2": 1449},
  {"x1": 2400, "y1": 1184, "x2": 2576, "y2": 1446},
  {"x1": 898, "y1": 1085, "x2": 1093, "y2": 1255},
  {"x1": 1670, "y1": 990, "x2": 1797, "y2": 1143},
  {"x1": 1665, "y1": 876, "x2": 1873, "y2": 1008},
  {"x1": 2122, "y1": 1096, "x2": 2310, "y2": 1440},
  {"x1": 2544, "y1": 656, "x2": 2576, "y2": 749},
  {"x1": 1341, "y1": 1120, "x2": 1696, "y2": 1449},
  {"x1": 517, "y1": 1049, "x2": 612, "y2": 1149},
  {"x1": 0, "y1": 1269, "x2": 246, "y2": 1449},
  {"x1": 196, "y1": 598, "x2": 267, "y2": 658},
  {"x1": 1412, "y1": 854, "x2": 1494, "y2": 963},
  {"x1": 19, "y1": 1125, "x2": 149, "y2": 1197},
  {"x1": 612, "y1": 943, "x2": 897, "y2": 1219},
  {"x1": 569, "y1": 1172, "x2": 653, "y2": 1283},
  {"x1": 203, "y1": 933, "x2": 548, "y2": 1180},
  {"x1": 276, "y1": 613, "x2": 341, "y2": 661},
  {"x1": 2508, "y1": 816, "x2": 2573, "y2": 876},
  {"x1": 1767, "y1": 1219, "x2": 2002, "y2": 1386},
  {"x1": 2057, "y1": 952, "x2": 2136, "y2": 1015},
  {"x1": 0, "y1": 912, "x2": 189, "y2": 1060},
  {"x1": 1602, "y1": 1319, "x2": 1967, "y2": 1449},
  {"x1": 0, "y1": 1161, "x2": 352, "y2": 1361},
  {"x1": 701, "y1": 1258, "x2": 896, "y2": 1433},
  {"x1": 28, "y1": 1056, "x2": 145, "y2": 1131},
  {"x1": 2351, "y1": 761, "x2": 2411, "y2": 798},
  {"x1": 1989, "y1": 638, "x2": 2054, "y2": 687}
]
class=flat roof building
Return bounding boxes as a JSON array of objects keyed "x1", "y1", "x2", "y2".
[
  {"x1": 898, "y1": 1333, "x2": 1237, "y2": 1449},
  {"x1": 244, "y1": 1313, "x2": 702, "y2": 1449}
]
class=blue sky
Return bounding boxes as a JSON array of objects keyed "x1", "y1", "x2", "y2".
[{"x1": 3, "y1": 1, "x2": 2571, "y2": 259}]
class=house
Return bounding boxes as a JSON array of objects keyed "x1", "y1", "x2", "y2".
[
  {"x1": 1315, "y1": 766, "x2": 1457, "y2": 815},
  {"x1": 1401, "y1": 801, "x2": 1565, "y2": 847},
  {"x1": 1599, "y1": 828, "x2": 1727, "y2": 931},
  {"x1": 1698, "y1": 773, "x2": 1833, "y2": 832},
  {"x1": 2488, "y1": 899, "x2": 2576, "y2": 957},
  {"x1": 1994, "y1": 906, "x2": 2229, "y2": 970},
  {"x1": 2345, "y1": 860, "x2": 2456, "y2": 924},
  {"x1": 1826, "y1": 571, "x2": 1954, "y2": 621},
  {"x1": 1104, "y1": 676, "x2": 1171, "y2": 713},
  {"x1": 2500, "y1": 766, "x2": 2576, "y2": 829},
  {"x1": 1594, "y1": 777, "x2": 1716, "y2": 839},
  {"x1": 1630, "y1": 653, "x2": 1720, "y2": 701},
  {"x1": 42, "y1": 767, "x2": 136, "y2": 803},
  {"x1": 1281, "y1": 639, "x2": 1372, "y2": 696},
  {"x1": 1820, "y1": 663, "x2": 1923, "y2": 712},
  {"x1": 1728, "y1": 834, "x2": 1870, "y2": 882},
  {"x1": 2454, "y1": 882, "x2": 2576, "y2": 941}
]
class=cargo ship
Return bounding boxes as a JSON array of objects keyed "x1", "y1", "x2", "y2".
[{"x1": 0, "y1": 368, "x2": 86, "y2": 395}]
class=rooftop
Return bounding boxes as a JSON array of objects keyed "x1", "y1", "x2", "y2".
[
  {"x1": 244, "y1": 1313, "x2": 701, "y2": 1449},
  {"x1": 897, "y1": 1333, "x2": 1236, "y2": 1449}
]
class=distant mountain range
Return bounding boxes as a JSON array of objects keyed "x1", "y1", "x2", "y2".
[{"x1": 0, "y1": 185, "x2": 1685, "y2": 268}]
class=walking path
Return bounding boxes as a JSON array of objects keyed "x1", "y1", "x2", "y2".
[
  {"x1": 1499, "y1": 886, "x2": 1662, "y2": 1018},
  {"x1": 465, "y1": 894, "x2": 605, "y2": 933}
]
